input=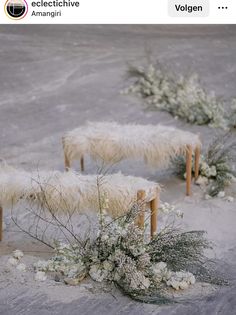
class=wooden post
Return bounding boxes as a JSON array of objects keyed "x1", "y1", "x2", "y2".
[
  {"x1": 150, "y1": 189, "x2": 159, "y2": 238},
  {"x1": 194, "y1": 145, "x2": 201, "y2": 181},
  {"x1": 64, "y1": 153, "x2": 70, "y2": 172},
  {"x1": 186, "y1": 145, "x2": 193, "y2": 196},
  {"x1": 137, "y1": 190, "x2": 146, "y2": 230},
  {"x1": 80, "y1": 156, "x2": 84, "y2": 172},
  {"x1": 0, "y1": 206, "x2": 3, "y2": 241}
]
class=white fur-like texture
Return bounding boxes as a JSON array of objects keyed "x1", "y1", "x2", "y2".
[
  {"x1": 0, "y1": 165, "x2": 159, "y2": 217},
  {"x1": 62, "y1": 122, "x2": 201, "y2": 168}
]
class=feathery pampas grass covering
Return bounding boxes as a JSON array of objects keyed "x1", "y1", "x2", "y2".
[
  {"x1": 0, "y1": 164, "x2": 159, "y2": 217},
  {"x1": 62, "y1": 122, "x2": 201, "y2": 168}
]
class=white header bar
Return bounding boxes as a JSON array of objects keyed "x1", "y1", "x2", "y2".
[{"x1": 1, "y1": 0, "x2": 236, "y2": 24}]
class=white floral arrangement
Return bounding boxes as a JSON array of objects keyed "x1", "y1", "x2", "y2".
[
  {"x1": 11, "y1": 184, "x2": 224, "y2": 302},
  {"x1": 32, "y1": 202, "x2": 223, "y2": 303},
  {"x1": 7, "y1": 249, "x2": 27, "y2": 272},
  {"x1": 173, "y1": 132, "x2": 236, "y2": 197},
  {"x1": 123, "y1": 63, "x2": 226, "y2": 128}
]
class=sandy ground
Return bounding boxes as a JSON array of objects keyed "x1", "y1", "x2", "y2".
[{"x1": 0, "y1": 25, "x2": 236, "y2": 314}]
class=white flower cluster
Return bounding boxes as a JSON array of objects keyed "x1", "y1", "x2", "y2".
[
  {"x1": 34, "y1": 243, "x2": 86, "y2": 280},
  {"x1": 151, "y1": 262, "x2": 195, "y2": 290},
  {"x1": 191, "y1": 153, "x2": 234, "y2": 197},
  {"x1": 195, "y1": 161, "x2": 217, "y2": 187},
  {"x1": 7, "y1": 250, "x2": 26, "y2": 272},
  {"x1": 152, "y1": 262, "x2": 172, "y2": 284},
  {"x1": 87, "y1": 216, "x2": 152, "y2": 291},
  {"x1": 35, "y1": 271, "x2": 47, "y2": 282},
  {"x1": 13, "y1": 249, "x2": 24, "y2": 260},
  {"x1": 124, "y1": 64, "x2": 226, "y2": 128},
  {"x1": 159, "y1": 202, "x2": 183, "y2": 218},
  {"x1": 34, "y1": 209, "x2": 196, "y2": 294},
  {"x1": 89, "y1": 261, "x2": 113, "y2": 283},
  {"x1": 166, "y1": 271, "x2": 196, "y2": 290},
  {"x1": 200, "y1": 162, "x2": 217, "y2": 179}
]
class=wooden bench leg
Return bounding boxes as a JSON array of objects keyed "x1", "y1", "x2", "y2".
[
  {"x1": 64, "y1": 152, "x2": 71, "y2": 172},
  {"x1": 137, "y1": 190, "x2": 145, "y2": 230},
  {"x1": 0, "y1": 206, "x2": 3, "y2": 241},
  {"x1": 186, "y1": 145, "x2": 192, "y2": 196},
  {"x1": 194, "y1": 145, "x2": 201, "y2": 181},
  {"x1": 80, "y1": 156, "x2": 84, "y2": 172},
  {"x1": 150, "y1": 191, "x2": 159, "y2": 238}
]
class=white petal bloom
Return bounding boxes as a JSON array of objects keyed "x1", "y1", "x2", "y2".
[
  {"x1": 113, "y1": 271, "x2": 121, "y2": 282},
  {"x1": 225, "y1": 196, "x2": 234, "y2": 202},
  {"x1": 89, "y1": 264, "x2": 108, "y2": 282},
  {"x1": 160, "y1": 202, "x2": 176, "y2": 214},
  {"x1": 189, "y1": 274, "x2": 196, "y2": 285},
  {"x1": 140, "y1": 276, "x2": 150, "y2": 290},
  {"x1": 195, "y1": 176, "x2": 208, "y2": 186},
  {"x1": 163, "y1": 270, "x2": 172, "y2": 281},
  {"x1": 35, "y1": 271, "x2": 47, "y2": 282},
  {"x1": 34, "y1": 260, "x2": 49, "y2": 271},
  {"x1": 209, "y1": 166, "x2": 217, "y2": 177},
  {"x1": 103, "y1": 260, "x2": 114, "y2": 272},
  {"x1": 13, "y1": 250, "x2": 24, "y2": 260},
  {"x1": 7, "y1": 257, "x2": 18, "y2": 266},
  {"x1": 57, "y1": 243, "x2": 70, "y2": 252},
  {"x1": 167, "y1": 279, "x2": 180, "y2": 290},
  {"x1": 176, "y1": 210, "x2": 184, "y2": 218},
  {"x1": 130, "y1": 272, "x2": 150, "y2": 290},
  {"x1": 66, "y1": 266, "x2": 79, "y2": 278},
  {"x1": 217, "y1": 191, "x2": 225, "y2": 198},
  {"x1": 153, "y1": 262, "x2": 167, "y2": 272},
  {"x1": 166, "y1": 271, "x2": 195, "y2": 290},
  {"x1": 47, "y1": 260, "x2": 56, "y2": 272},
  {"x1": 101, "y1": 234, "x2": 109, "y2": 242},
  {"x1": 16, "y1": 263, "x2": 26, "y2": 272}
]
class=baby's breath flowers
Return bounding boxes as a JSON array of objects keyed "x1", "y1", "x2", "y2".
[
  {"x1": 13, "y1": 249, "x2": 24, "y2": 260},
  {"x1": 150, "y1": 262, "x2": 196, "y2": 290},
  {"x1": 123, "y1": 63, "x2": 226, "y2": 128},
  {"x1": 7, "y1": 249, "x2": 24, "y2": 267},
  {"x1": 166, "y1": 271, "x2": 196, "y2": 290},
  {"x1": 35, "y1": 271, "x2": 47, "y2": 282},
  {"x1": 159, "y1": 202, "x2": 183, "y2": 218}
]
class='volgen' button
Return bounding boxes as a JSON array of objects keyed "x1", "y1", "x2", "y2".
[{"x1": 169, "y1": 0, "x2": 209, "y2": 17}]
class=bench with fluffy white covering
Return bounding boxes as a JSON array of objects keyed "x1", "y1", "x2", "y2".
[
  {"x1": 62, "y1": 122, "x2": 201, "y2": 196},
  {"x1": 0, "y1": 165, "x2": 160, "y2": 241}
]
